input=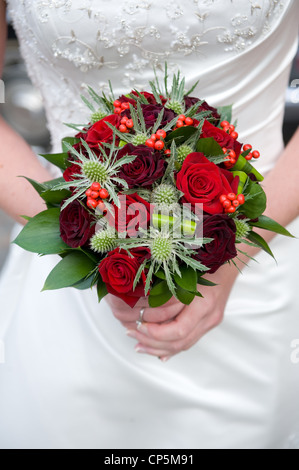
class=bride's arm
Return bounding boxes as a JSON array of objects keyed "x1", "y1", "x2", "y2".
[
  {"x1": 0, "y1": 2, "x2": 52, "y2": 224},
  {"x1": 114, "y1": 128, "x2": 299, "y2": 359}
]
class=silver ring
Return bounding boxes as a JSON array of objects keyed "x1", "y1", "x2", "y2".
[{"x1": 136, "y1": 308, "x2": 145, "y2": 327}]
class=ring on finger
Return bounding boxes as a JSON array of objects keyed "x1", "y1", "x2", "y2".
[{"x1": 136, "y1": 307, "x2": 145, "y2": 327}]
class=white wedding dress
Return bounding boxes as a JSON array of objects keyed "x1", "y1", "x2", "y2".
[{"x1": 0, "y1": 0, "x2": 299, "y2": 449}]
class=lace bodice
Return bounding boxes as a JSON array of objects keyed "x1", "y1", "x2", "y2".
[{"x1": 6, "y1": 0, "x2": 299, "y2": 170}]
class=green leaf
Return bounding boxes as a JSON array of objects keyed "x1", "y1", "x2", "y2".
[
  {"x1": 239, "y1": 181, "x2": 267, "y2": 219},
  {"x1": 174, "y1": 265, "x2": 197, "y2": 292},
  {"x1": 148, "y1": 284, "x2": 173, "y2": 308},
  {"x1": 13, "y1": 208, "x2": 69, "y2": 254},
  {"x1": 249, "y1": 215, "x2": 295, "y2": 238},
  {"x1": 217, "y1": 105, "x2": 233, "y2": 125},
  {"x1": 40, "y1": 152, "x2": 71, "y2": 170},
  {"x1": 62, "y1": 136, "x2": 80, "y2": 153},
  {"x1": 197, "y1": 275, "x2": 217, "y2": 287},
  {"x1": 155, "y1": 270, "x2": 166, "y2": 280},
  {"x1": 164, "y1": 126, "x2": 197, "y2": 145},
  {"x1": 97, "y1": 278, "x2": 108, "y2": 302},
  {"x1": 40, "y1": 188, "x2": 71, "y2": 205},
  {"x1": 196, "y1": 137, "x2": 224, "y2": 157},
  {"x1": 246, "y1": 231, "x2": 275, "y2": 259},
  {"x1": 149, "y1": 280, "x2": 168, "y2": 297},
  {"x1": 175, "y1": 285, "x2": 195, "y2": 305},
  {"x1": 72, "y1": 276, "x2": 95, "y2": 290},
  {"x1": 42, "y1": 252, "x2": 96, "y2": 291}
]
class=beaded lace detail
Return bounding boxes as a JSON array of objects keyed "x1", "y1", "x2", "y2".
[{"x1": 5, "y1": 0, "x2": 289, "y2": 148}]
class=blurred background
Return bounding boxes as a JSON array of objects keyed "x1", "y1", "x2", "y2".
[{"x1": 0, "y1": 24, "x2": 299, "y2": 272}]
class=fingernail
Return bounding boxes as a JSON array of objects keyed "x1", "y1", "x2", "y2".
[
  {"x1": 126, "y1": 330, "x2": 137, "y2": 339},
  {"x1": 159, "y1": 356, "x2": 170, "y2": 363},
  {"x1": 136, "y1": 323, "x2": 148, "y2": 335},
  {"x1": 135, "y1": 345, "x2": 147, "y2": 354}
]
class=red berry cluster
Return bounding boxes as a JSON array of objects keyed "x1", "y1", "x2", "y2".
[
  {"x1": 85, "y1": 182, "x2": 109, "y2": 212},
  {"x1": 113, "y1": 100, "x2": 131, "y2": 115},
  {"x1": 145, "y1": 129, "x2": 167, "y2": 152},
  {"x1": 242, "y1": 144, "x2": 260, "y2": 161},
  {"x1": 174, "y1": 114, "x2": 194, "y2": 130},
  {"x1": 219, "y1": 193, "x2": 245, "y2": 214},
  {"x1": 220, "y1": 121, "x2": 239, "y2": 140},
  {"x1": 119, "y1": 116, "x2": 134, "y2": 134},
  {"x1": 222, "y1": 148, "x2": 237, "y2": 169}
]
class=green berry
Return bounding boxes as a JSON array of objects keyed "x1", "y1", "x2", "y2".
[
  {"x1": 83, "y1": 161, "x2": 108, "y2": 184},
  {"x1": 234, "y1": 219, "x2": 251, "y2": 241},
  {"x1": 90, "y1": 229, "x2": 116, "y2": 254},
  {"x1": 151, "y1": 234, "x2": 173, "y2": 262},
  {"x1": 165, "y1": 100, "x2": 184, "y2": 115},
  {"x1": 152, "y1": 184, "x2": 178, "y2": 205},
  {"x1": 176, "y1": 145, "x2": 193, "y2": 165}
]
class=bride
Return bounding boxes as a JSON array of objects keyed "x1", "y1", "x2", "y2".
[{"x1": 0, "y1": 0, "x2": 299, "y2": 449}]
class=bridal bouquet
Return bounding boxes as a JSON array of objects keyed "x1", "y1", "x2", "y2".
[{"x1": 14, "y1": 68, "x2": 293, "y2": 307}]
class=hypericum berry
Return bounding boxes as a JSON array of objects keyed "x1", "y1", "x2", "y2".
[
  {"x1": 229, "y1": 124, "x2": 235, "y2": 132},
  {"x1": 113, "y1": 100, "x2": 121, "y2": 108},
  {"x1": 152, "y1": 184, "x2": 178, "y2": 206},
  {"x1": 245, "y1": 153, "x2": 253, "y2": 161},
  {"x1": 185, "y1": 117, "x2": 194, "y2": 126},
  {"x1": 229, "y1": 150, "x2": 236, "y2": 159},
  {"x1": 91, "y1": 182, "x2": 101, "y2": 191},
  {"x1": 237, "y1": 194, "x2": 245, "y2": 205},
  {"x1": 223, "y1": 200, "x2": 231, "y2": 210},
  {"x1": 87, "y1": 198, "x2": 98, "y2": 209},
  {"x1": 85, "y1": 189, "x2": 92, "y2": 197},
  {"x1": 226, "y1": 206, "x2": 236, "y2": 214},
  {"x1": 178, "y1": 114, "x2": 186, "y2": 121},
  {"x1": 119, "y1": 124, "x2": 128, "y2": 133},
  {"x1": 176, "y1": 145, "x2": 193, "y2": 165},
  {"x1": 145, "y1": 139, "x2": 155, "y2": 148},
  {"x1": 219, "y1": 195, "x2": 228, "y2": 204},
  {"x1": 154, "y1": 140, "x2": 165, "y2": 151},
  {"x1": 230, "y1": 131, "x2": 239, "y2": 140},
  {"x1": 220, "y1": 121, "x2": 230, "y2": 128},
  {"x1": 223, "y1": 126, "x2": 230, "y2": 133},
  {"x1": 164, "y1": 149, "x2": 171, "y2": 157},
  {"x1": 121, "y1": 102, "x2": 130, "y2": 110},
  {"x1": 126, "y1": 119, "x2": 134, "y2": 129},
  {"x1": 252, "y1": 150, "x2": 260, "y2": 159},
  {"x1": 151, "y1": 233, "x2": 173, "y2": 263},
  {"x1": 156, "y1": 129, "x2": 167, "y2": 139},
  {"x1": 90, "y1": 191, "x2": 100, "y2": 199},
  {"x1": 96, "y1": 201, "x2": 106, "y2": 213},
  {"x1": 151, "y1": 134, "x2": 157, "y2": 141},
  {"x1": 114, "y1": 107, "x2": 122, "y2": 115},
  {"x1": 83, "y1": 161, "x2": 108, "y2": 184},
  {"x1": 121, "y1": 116, "x2": 129, "y2": 125},
  {"x1": 176, "y1": 119, "x2": 184, "y2": 128},
  {"x1": 227, "y1": 193, "x2": 236, "y2": 201},
  {"x1": 232, "y1": 200, "x2": 240, "y2": 208},
  {"x1": 90, "y1": 228, "x2": 116, "y2": 254},
  {"x1": 99, "y1": 188, "x2": 109, "y2": 200},
  {"x1": 235, "y1": 218, "x2": 251, "y2": 241},
  {"x1": 222, "y1": 147, "x2": 228, "y2": 154},
  {"x1": 243, "y1": 144, "x2": 252, "y2": 152}
]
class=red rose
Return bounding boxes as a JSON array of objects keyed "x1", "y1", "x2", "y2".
[
  {"x1": 117, "y1": 144, "x2": 166, "y2": 189},
  {"x1": 201, "y1": 120, "x2": 242, "y2": 157},
  {"x1": 99, "y1": 248, "x2": 150, "y2": 307},
  {"x1": 85, "y1": 115, "x2": 120, "y2": 149},
  {"x1": 141, "y1": 104, "x2": 176, "y2": 129},
  {"x1": 106, "y1": 193, "x2": 151, "y2": 237},
  {"x1": 184, "y1": 97, "x2": 220, "y2": 123},
  {"x1": 194, "y1": 215, "x2": 237, "y2": 273},
  {"x1": 176, "y1": 152, "x2": 238, "y2": 214},
  {"x1": 63, "y1": 163, "x2": 81, "y2": 182},
  {"x1": 60, "y1": 200, "x2": 95, "y2": 248}
]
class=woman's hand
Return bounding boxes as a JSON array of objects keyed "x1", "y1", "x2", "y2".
[{"x1": 106, "y1": 262, "x2": 238, "y2": 360}]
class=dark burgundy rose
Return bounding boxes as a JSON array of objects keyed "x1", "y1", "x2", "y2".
[
  {"x1": 117, "y1": 144, "x2": 166, "y2": 189},
  {"x1": 140, "y1": 104, "x2": 176, "y2": 129},
  {"x1": 85, "y1": 114, "x2": 120, "y2": 149},
  {"x1": 60, "y1": 200, "x2": 95, "y2": 248},
  {"x1": 184, "y1": 97, "x2": 220, "y2": 123},
  {"x1": 98, "y1": 247, "x2": 151, "y2": 307},
  {"x1": 106, "y1": 193, "x2": 151, "y2": 237},
  {"x1": 194, "y1": 215, "x2": 237, "y2": 274},
  {"x1": 201, "y1": 120, "x2": 242, "y2": 157},
  {"x1": 118, "y1": 91, "x2": 167, "y2": 106},
  {"x1": 63, "y1": 163, "x2": 81, "y2": 182},
  {"x1": 176, "y1": 152, "x2": 238, "y2": 215}
]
